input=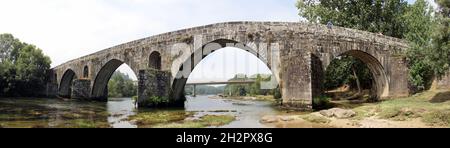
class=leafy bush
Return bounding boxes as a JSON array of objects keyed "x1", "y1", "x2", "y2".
[{"x1": 0, "y1": 34, "x2": 51, "y2": 97}]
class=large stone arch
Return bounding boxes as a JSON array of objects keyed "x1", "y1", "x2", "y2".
[
  {"x1": 324, "y1": 50, "x2": 390, "y2": 99},
  {"x1": 91, "y1": 59, "x2": 137, "y2": 101},
  {"x1": 58, "y1": 69, "x2": 77, "y2": 98},
  {"x1": 171, "y1": 38, "x2": 279, "y2": 101}
]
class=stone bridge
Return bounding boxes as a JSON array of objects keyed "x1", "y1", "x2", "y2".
[{"x1": 46, "y1": 21, "x2": 410, "y2": 110}]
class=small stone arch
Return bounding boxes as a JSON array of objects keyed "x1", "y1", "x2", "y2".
[
  {"x1": 83, "y1": 65, "x2": 89, "y2": 78},
  {"x1": 59, "y1": 69, "x2": 77, "y2": 98},
  {"x1": 149, "y1": 51, "x2": 162, "y2": 70}
]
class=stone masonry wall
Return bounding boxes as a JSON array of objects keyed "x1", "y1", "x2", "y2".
[
  {"x1": 138, "y1": 69, "x2": 184, "y2": 108},
  {"x1": 71, "y1": 79, "x2": 91, "y2": 100}
]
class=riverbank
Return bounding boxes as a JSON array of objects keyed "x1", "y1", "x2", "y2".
[{"x1": 262, "y1": 90, "x2": 450, "y2": 128}]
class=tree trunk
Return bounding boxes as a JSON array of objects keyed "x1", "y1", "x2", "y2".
[{"x1": 352, "y1": 65, "x2": 362, "y2": 94}]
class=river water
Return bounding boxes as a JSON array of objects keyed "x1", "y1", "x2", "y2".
[{"x1": 0, "y1": 95, "x2": 278, "y2": 128}]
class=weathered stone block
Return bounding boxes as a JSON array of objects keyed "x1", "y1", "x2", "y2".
[
  {"x1": 387, "y1": 57, "x2": 410, "y2": 98},
  {"x1": 71, "y1": 79, "x2": 91, "y2": 99},
  {"x1": 432, "y1": 73, "x2": 450, "y2": 90},
  {"x1": 45, "y1": 82, "x2": 58, "y2": 98},
  {"x1": 280, "y1": 50, "x2": 314, "y2": 110}
]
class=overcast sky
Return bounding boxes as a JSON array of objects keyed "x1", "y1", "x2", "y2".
[{"x1": 0, "y1": 0, "x2": 436, "y2": 81}]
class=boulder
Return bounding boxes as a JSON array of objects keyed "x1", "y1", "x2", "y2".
[
  {"x1": 320, "y1": 110, "x2": 335, "y2": 117},
  {"x1": 260, "y1": 116, "x2": 279, "y2": 123},
  {"x1": 320, "y1": 108, "x2": 356, "y2": 119},
  {"x1": 280, "y1": 116, "x2": 296, "y2": 122}
]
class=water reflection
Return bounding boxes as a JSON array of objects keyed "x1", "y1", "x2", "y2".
[
  {"x1": 107, "y1": 98, "x2": 137, "y2": 128},
  {"x1": 0, "y1": 96, "x2": 278, "y2": 128},
  {"x1": 186, "y1": 96, "x2": 277, "y2": 128}
]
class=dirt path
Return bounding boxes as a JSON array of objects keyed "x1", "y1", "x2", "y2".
[
  {"x1": 262, "y1": 113, "x2": 441, "y2": 128},
  {"x1": 328, "y1": 117, "x2": 435, "y2": 128}
]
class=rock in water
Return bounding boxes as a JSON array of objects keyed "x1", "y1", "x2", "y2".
[{"x1": 320, "y1": 108, "x2": 356, "y2": 119}]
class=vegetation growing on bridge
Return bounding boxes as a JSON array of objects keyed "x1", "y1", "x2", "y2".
[
  {"x1": 0, "y1": 34, "x2": 51, "y2": 97},
  {"x1": 297, "y1": 0, "x2": 450, "y2": 93}
]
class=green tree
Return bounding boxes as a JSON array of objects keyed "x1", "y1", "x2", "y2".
[
  {"x1": 324, "y1": 56, "x2": 373, "y2": 91},
  {"x1": 403, "y1": 0, "x2": 435, "y2": 90},
  {"x1": 428, "y1": 0, "x2": 450, "y2": 79},
  {"x1": 297, "y1": 0, "x2": 408, "y2": 38},
  {"x1": 249, "y1": 75, "x2": 262, "y2": 96},
  {"x1": 107, "y1": 71, "x2": 137, "y2": 98},
  {"x1": 0, "y1": 33, "x2": 51, "y2": 97}
]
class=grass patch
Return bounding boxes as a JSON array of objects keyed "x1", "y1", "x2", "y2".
[
  {"x1": 301, "y1": 114, "x2": 331, "y2": 124},
  {"x1": 70, "y1": 119, "x2": 111, "y2": 128},
  {"x1": 377, "y1": 108, "x2": 422, "y2": 121},
  {"x1": 152, "y1": 115, "x2": 236, "y2": 128},
  {"x1": 200, "y1": 115, "x2": 236, "y2": 127},
  {"x1": 351, "y1": 105, "x2": 378, "y2": 120},
  {"x1": 128, "y1": 110, "x2": 236, "y2": 128},
  {"x1": 154, "y1": 121, "x2": 205, "y2": 128},
  {"x1": 128, "y1": 110, "x2": 194, "y2": 125},
  {"x1": 422, "y1": 110, "x2": 450, "y2": 127},
  {"x1": 346, "y1": 90, "x2": 450, "y2": 125}
]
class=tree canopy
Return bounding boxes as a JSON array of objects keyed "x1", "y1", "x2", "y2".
[
  {"x1": 429, "y1": 0, "x2": 450, "y2": 78},
  {"x1": 297, "y1": 0, "x2": 408, "y2": 38},
  {"x1": 107, "y1": 71, "x2": 137, "y2": 98},
  {"x1": 0, "y1": 34, "x2": 51, "y2": 97}
]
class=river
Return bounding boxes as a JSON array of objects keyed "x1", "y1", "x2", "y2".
[{"x1": 0, "y1": 95, "x2": 278, "y2": 128}]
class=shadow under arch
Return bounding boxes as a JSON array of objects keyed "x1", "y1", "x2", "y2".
[
  {"x1": 59, "y1": 69, "x2": 77, "y2": 98},
  {"x1": 172, "y1": 39, "x2": 279, "y2": 101},
  {"x1": 327, "y1": 50, "x2": 389, "y2": 100},
  {"x1": 91, "y1": 59, "x2": 137, "y2": 101}
]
